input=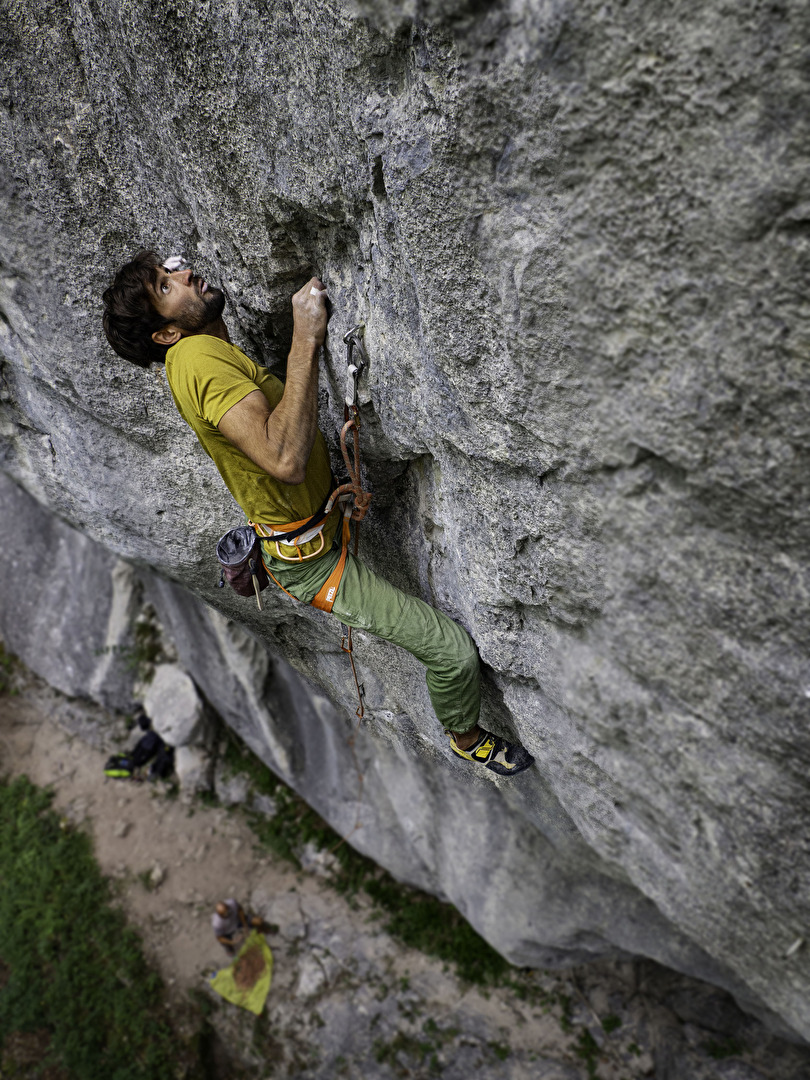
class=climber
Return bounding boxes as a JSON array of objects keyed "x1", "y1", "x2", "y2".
[{"x1": 101, "y1": 251, "x2": 533, "y2": 777}]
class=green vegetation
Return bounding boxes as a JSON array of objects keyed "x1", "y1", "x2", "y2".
[
  {"x1": 223, "y1": 737, "x2": 276, "y2": 799},
  {"x1": 488, "y1": 1039, "x2": 510, "y2": 1061},
  {"x1": 93, "y1": 606, "x2": 166, "y2": 683},
  {"x1": 0, "y1": 641, "x2": 18, "y2": 696},
  {"x1": 130, "y1": 612, "x2": 165, "y2": 673},
  {"x1": 574, "y1": 1028, "x2": 601, "y2": 1078},
  {"x1": 0, "y1": 775, "x2": 197, "y2": 1079},
  {"x1": 373, "y1": 1024, "x2": 453, "y2": 1075},
  {"x1": 364, "y1": 874, "x2": 509, "y2": 985},
  {"x1": 557, "y1": 992, "x2": 574, "y2": 1033},
  {"x1": 704, "y1": 1036, "x2": 745, "y2": 1060},
  {"x1": 222, "y1": 734, "x2": 510, "y2": 986},
  {"x1": 136, "y1": 868, "x2": 160, "y2": 893},
  {"x1": 220, "y1": 735, "x2": 640, "y2": 1077}
]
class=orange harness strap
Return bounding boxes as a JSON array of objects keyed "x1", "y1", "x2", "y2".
[
  {"x1": 258, "y1": 403, "x2": 370, "y2": 613},
  {"x1": 257, "y1": 498, "x2": 354, "y2": 614},
  {"x1": 311, "y1": 508, "x2": 352, "y2": 612},
  {"x1": 260, "y1": 561, "x2": 298, "y2": 603},
  {"x1": 256, "y1": 382, "x2": 371, "y2": 718}
]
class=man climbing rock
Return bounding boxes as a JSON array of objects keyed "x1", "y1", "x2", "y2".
[{"x1": 102, "y1": 252, "x2": 533, "y2": 776}]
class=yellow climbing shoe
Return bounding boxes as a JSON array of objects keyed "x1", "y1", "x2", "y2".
[{"x1": 448, "y1": 727, "x2": 534, "y2": 777}]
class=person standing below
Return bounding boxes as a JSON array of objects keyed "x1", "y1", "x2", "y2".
[
  {"x1": 212, "y1": 898, "x2": 262, "y2": 955},
  {"x1": 102, "y1": 252, "x2": 533, "y2": 776}
]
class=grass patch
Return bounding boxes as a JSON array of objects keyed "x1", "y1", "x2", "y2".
[
  {"x1": 557, "y1": 992, "x2": 573, "y2": 1034},
  {"x1": 222, "y1": 737, "x2": 277, "y2": 799},
  {"x1": 373, "y1": 1030, "x2": 443, "y2": 1073},
  {"x1": 0, "y1": 774, "x2": 198, "y2": 1079},
  {"x1": 224, "y1": 733, "x2": 510, "y2": 986},
  {"x1": 601, "y1": 1014, "x2": 622, "y2": 1034},
  {"x1": 0, "y1": 641, "x2": 18, "y2": 696},
  {"x1": 703, "y1": 1036, "x2": 745, "y2": 1060},
  {"x1": 363, "y1": 875, "x2": 509, "y2": 984},
  {"x1": 373, "y1": 1019, "x2": 459, "y2": 1075},
  {"x1": 574, "y1": 1028, "x2": 601, "y2": 1078},
  {"x1": 488, "y1": 1039, "x2": 510, "y2": 1061}
]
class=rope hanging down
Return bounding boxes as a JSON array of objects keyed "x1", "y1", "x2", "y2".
[
  {"x1": 338, "y1": 325, "x2": 372, "y2": 719},
  {"x1": 254, "y1": 325, "x2": 372, "y2": 720}
]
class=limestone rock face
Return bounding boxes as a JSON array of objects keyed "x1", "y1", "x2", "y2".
[{"x1": 1, "y1": 0, "x2": 809, "y2": 1042}]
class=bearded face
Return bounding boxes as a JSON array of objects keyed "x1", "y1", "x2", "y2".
[{"x1": 171, "y1": 279, "x2": 226, "y2": 332}]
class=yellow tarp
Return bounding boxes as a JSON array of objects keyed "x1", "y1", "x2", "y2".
[{"x1": 209, "y1": 930, "x2": 273, "y2": 1015}]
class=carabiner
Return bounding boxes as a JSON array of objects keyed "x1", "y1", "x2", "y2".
[{"x1": 344, "y1": 324, "x2": 367, "y2": 408}]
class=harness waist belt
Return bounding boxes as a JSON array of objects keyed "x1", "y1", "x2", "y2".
[
  {"x1": 258, "y1": 503, "x2": 352, "y2": 615},
  {"x1": 256, "y1": 479, "x2": 334, "y2": 544}
]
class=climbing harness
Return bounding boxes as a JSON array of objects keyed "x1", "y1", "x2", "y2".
[
  {"x1": 253, "y1": 324, "x2": 372, "y2": 718},
  {"x1": 250, "y1": 484, "x2": 336, "y2": 564}
]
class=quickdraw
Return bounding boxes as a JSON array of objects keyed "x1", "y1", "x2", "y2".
[
  {"x1": 256, "y1": 324, "x2": 372, "y2": 719},
  {"x1": 334, "y1": 324, "x2": 371, "y2": 718}
]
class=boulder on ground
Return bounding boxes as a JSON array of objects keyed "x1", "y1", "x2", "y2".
[
  {"x1": 143, "y1": 664, "x2": 209, "y2": 747},
  {"x1": 213, "y1": 761, "x2": 251, "y2": 807},
  {"x1": 174, "y1": 745, "x2": 213, "y2": 796}
]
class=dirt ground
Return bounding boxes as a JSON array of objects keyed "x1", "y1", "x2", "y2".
[{"x1": 2, "y1": 672, "x2": 809, "y2": 1080}]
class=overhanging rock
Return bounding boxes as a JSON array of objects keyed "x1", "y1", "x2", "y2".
[
  {"x1": 1, "y1": 0, "x2": 809, "y2": 1042},
  {"x1": 0, "y1": 472, "x2": 802, "y2": 1041}
]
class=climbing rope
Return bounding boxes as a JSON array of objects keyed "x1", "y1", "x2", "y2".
[
  {"x1": 329, "y1": 326, "x2": 372, "y2": 857},
  {"x1": 255, "y1": 324, "x2": 372, "y2": 721},
  {"x1": 337, "y1": 325, "x2": 372, "y2": 720}
]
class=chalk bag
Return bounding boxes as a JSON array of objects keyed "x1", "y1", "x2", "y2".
[{"x1": 216, "y1": 526, "x2": 269, "y2": 610}]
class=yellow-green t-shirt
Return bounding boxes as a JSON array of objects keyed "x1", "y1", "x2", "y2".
[{"x1": 165, "y1": 335, "x2": 338, "y2": 559}]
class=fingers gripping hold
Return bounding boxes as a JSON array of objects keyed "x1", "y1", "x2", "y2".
[{"x1": 292, "y1": 276, "x2": 328, "y2": 346}]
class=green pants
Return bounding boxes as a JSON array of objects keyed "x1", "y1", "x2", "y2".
[{"x1": 262, "y1": 541, "x2": 480, "y2": 734}]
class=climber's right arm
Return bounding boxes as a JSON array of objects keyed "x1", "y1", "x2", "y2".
[{"x1": 217, "y1": 277, "x2": 327, "y2": 485}]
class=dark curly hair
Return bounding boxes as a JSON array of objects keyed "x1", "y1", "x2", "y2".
[{"x1": 102, "y1": 250, "x2": 171, "y2": 367}]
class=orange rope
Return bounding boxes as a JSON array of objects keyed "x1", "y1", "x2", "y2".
[{"x1": 335, "y1": 403, "x2": 372, "y2": 719}]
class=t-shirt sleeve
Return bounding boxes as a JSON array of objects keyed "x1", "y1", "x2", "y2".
[{"x1": 192, "y1": 352, "x2": 261, "y2": 428}]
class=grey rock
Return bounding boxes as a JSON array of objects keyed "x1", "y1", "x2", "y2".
[
  {"x1": 299, "y1": 841, "x2": 340, "y2": 879},
  {"x1": 142, "y1": 663, "x2": 208, "y2": 747},
  {"x1": 213, "y1": 761, "x2": 251, "y2": 807},
  {"x1": 0, "y1": 474, "x2": 801, "y2": 1053},
  {"x1": 174, "y1": 745, "x2": 213, "y2": 795},
  {"x1": 250, "y1": 793, "x2": 279, "y2": 818},
  {"x1": 0, "y1": 0, "x2": 809, "y2": 1047},
  {"x1": 294, "y1": 951, "x2": 332, "y2": 1000},
  {"x1": 711, "y1": 1062, "x2": 769, "y2": 1080},
  {"x1": 0, "y1": 474, "x2": 138, "y2": 712}
]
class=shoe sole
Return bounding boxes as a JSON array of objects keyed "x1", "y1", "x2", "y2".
[
  {"x1": 449, "y1": 735, "x2": 534, "y2": 777},
  {"x1": 485, "y1": 753, "x2": 534, "y2": 776}
]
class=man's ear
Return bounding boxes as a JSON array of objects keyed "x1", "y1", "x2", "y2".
[{"x1": 152, "y1": 324, "x2": 182, "y2": 347}]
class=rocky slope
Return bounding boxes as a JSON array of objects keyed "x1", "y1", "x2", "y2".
[
  {"x1": 6, "y1": 671, "x2": 810, "y2": 1080},
  {"x1": 1, "y1": 0, "x2": 809, "y2": 1041}
]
